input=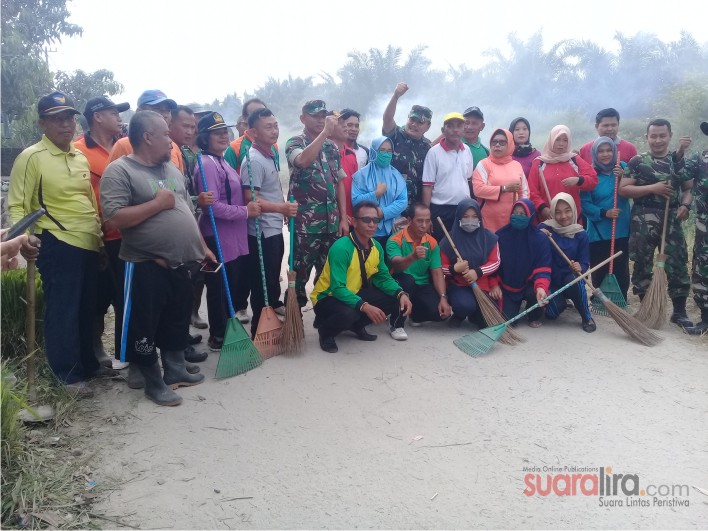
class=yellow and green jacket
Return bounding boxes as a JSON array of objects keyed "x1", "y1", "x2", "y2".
[{"x1": 310, "y1": 233, "x2": 403, "y2": 309}]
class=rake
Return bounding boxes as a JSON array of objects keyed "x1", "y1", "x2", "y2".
[
  {"x1": 591, "y1": 167, "x2": 627, "y2": 315},
  {"x1": 545, "y1": 232, "x2": 661, "y2": 346},
  {"x1": 454, "y1": 252, "x2": 622, "y2": 357},
  {"x1": 436, "y1": 217, "x2": 523, "y2": 345},
  {"x1": 196, "y1": 153, "x2": 263, "y2": 378}
]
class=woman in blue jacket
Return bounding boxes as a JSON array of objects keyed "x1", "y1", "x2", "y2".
[{"x1": 580, "y1": 136, "x2": 630, "y2": 300}]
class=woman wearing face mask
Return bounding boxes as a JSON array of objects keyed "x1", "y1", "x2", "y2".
[
  {"x1": 539, "y1": 193, "x2": 596, "y2": 332},
  {"x1": 509, "y1": 117, "x2": 541, "y2": 177},
  {"x1": 352, "y1": 137, "x2": 408, "y2": 250},
  {"x1": 472, "y1": 128, "x2": 529, "y2": 233},
  {"x1": 527, "y1": 125, "x2": 598, "y2": 222},
  {"x1": 580, "y1": 136, "x2": 630, "y2": 301},
  {"x1": 439, "y1": 198, "x2": 501, "y2": 328},
  {"x1": 490, "y1": 198, "x2": 551, "y2": 327}
]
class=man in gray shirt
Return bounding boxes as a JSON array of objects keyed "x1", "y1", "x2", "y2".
[
  {"x1": 240, "y1": 108, "x2": 298, "y2": 337},
  {"x1": 101, "y1": 111, "x2": 216, "y2": 406}
]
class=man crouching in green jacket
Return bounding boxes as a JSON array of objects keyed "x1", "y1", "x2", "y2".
[{"x1": 310, "y1": 200, "x2": 413, "y2": 353}]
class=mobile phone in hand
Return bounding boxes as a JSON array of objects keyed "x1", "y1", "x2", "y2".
[{"x1": 200, "y1": 260, "x2": 223, "y2": 273}]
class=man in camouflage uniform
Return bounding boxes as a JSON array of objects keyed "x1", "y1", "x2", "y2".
[
  {"x1": 683, "y1": 121, "x2": 708, "y2": 334},
  {"x1": 286, "y1": 100, "x2": 349, "y2": 307},
  {"x1": 619, "y1": 118, "x2": 694, "y2": 329},
  {"x1": 382, "y1": 83, "x2": 432, "y2": 214}
]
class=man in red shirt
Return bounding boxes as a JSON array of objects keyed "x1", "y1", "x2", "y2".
[
  {"x1": 75, "y1": 96, "x2": 130, "y2": 369},
  {"x1": 329, "y1": 112, "x2": 358, "y2": 219},
  {"x1": 579, "y1": 108, "x2": 638, "y2": 164}
]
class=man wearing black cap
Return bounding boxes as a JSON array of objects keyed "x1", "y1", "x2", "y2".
[
  {"x1": 286, "y1": 99, "x2": 349, "y2": 307},
  {"x1": 75, "y1": 96, "x2": 130, "y2": 369},
  {"x1": 462, "y1": 106, "x2": 488, "y2": 169},
  {"x1": 683, "y1": 121, "x2": 708, "y2": 335},
  {"x1": 382, "y1": 83, "x2": 432, "y2": 212},
  {"x1": 9, "y1": 91, "x2": 110, "y2": 397}
]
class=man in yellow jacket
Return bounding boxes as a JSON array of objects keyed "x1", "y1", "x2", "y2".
[{"x1": 310, "y1": 200, "x2": 412, "y2": 353}]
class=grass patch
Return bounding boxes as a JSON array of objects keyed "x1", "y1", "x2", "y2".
[{"x1": 1, "y1": 268, "x2": 44, "y2": 360}]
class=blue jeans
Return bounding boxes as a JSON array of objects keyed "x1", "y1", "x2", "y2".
[{"x1": 36, "y1": 232, "x2": 99, "y2": 384}]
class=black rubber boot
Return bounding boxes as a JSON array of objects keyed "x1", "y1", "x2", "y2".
[
  {"x1": 138, "y1": 362, "x2": 182, "y2": 406},
  {"x1": 186, "y1": 362, "x2": 201, "y2": 374},
  {"x1": 670, "y1": 297, "x2": 693, "y2": 328},
  {"x1": 684, "y1": 309, "x2": 708, "y2": 336},
  {"x1": 161, "y1": 350, "x2": 205, "y2": 389},
  {"x1": 184, "y1": 345, "x2": 208, "y2": 363},
  {"x1": 127, "y1": 364, "x2": 145, "y2": 389},
  {"x1": 93, "y1": 317, "x2": 113, "y2": 368}
]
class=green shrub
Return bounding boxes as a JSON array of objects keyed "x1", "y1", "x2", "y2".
[{"x1": 1, "y1": 268, "x2": 44, "y2": 360}]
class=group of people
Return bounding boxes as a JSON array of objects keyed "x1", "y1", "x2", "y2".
[{"x1": 5, "y1": 83, "x2": 708, "y2": 406}]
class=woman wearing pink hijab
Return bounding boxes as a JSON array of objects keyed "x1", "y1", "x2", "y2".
[
  {"x1": 472, "y1": 128, "x2": 529, "y2": 233},
  {"x1": 527, "y1": 125, "x2": 598, "y2": 222}
]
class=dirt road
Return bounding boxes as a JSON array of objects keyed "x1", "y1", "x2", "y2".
[{"x1": 84, "y1": 302, "x2": 707, "y2": 529}]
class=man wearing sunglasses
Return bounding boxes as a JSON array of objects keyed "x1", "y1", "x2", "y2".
[{"x1": 310, "y1": 201, "x2": 413, "y2": 353}]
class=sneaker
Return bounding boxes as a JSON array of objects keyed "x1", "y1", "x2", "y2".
[
  {"x1": 65, "y1": 381, "x2": 94, "y2": 399},
  {"x1": 389, "y1": 327, "x2": 408, "y2": 341},
  {"x1": 236, "y1": 310, "x2": 250, "y2": 323},
  {"x1": 274, "y1": 305, "x2": 286, "y2": 316},
  {"x1": 208, "y1": 336, "x2": 223, "y2": 352},
  {"x1": 112, "y1": 359, "x2": 129, "y2": 370}
]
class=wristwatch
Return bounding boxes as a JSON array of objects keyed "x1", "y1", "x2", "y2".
[{"x1": 440, "y1": 293, "x2": 448, "y2": 299}]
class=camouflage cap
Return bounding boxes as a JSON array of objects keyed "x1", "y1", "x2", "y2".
[
  {"x1": 408, "y1": 105, "x2": 432, "y2": 123},
  {"x1": 302, "y1": 99, "x2": 327, "y2": 115}
]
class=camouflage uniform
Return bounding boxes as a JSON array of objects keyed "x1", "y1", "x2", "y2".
[
  {"x1": 179, "y1": 145, "x2": 200, "y2": 215},
  {"x1": 686, "y1": 151, "x2": 708, "y2": 311},
  {"x1": 286, "y1": 130, "x2": 344, "y2": 306},
  {"x1": 627, "y1": 152, "x2": 692, "y2": 299},
  {"x1": 383, "y1": 125, "x2": 432, "y2": 213}
]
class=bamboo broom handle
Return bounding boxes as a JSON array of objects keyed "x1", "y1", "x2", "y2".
[
  {"x1": 544, "y1": 231, "x2": 595, "y2": 289},
  {"x1": 436, "y1": 216, "x2": 465, "y2": 262}
]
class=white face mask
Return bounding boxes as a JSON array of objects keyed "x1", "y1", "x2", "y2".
[{"x1": 460, "y1": 218, "x2": 480, "y2": 233}]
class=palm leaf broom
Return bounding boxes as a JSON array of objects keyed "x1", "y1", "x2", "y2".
[{"x1": 281, "y1": 195, "x2": 305, "y2": 355}]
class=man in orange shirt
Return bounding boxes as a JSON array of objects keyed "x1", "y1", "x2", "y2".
[
  {"x1": 107, "y1": 90, "x2": 184, "y2": 172},
  {"x1": 75, "y1": 96, "x2": 130, "y2": 369}
]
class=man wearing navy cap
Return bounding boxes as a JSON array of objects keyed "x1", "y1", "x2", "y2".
[
  {"x1": 75, "y1": 96, "x2": 130, "y2": 369},
  {"x1": 462, "y1": 106, "x2": 488, "y2": 169},
  {"x1": 9, "y1": 91, "x2": 113, "y2": 397}
]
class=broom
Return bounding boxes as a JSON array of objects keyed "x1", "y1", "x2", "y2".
[
  {"x1": 591, "y1": 165, "x2": 627, "y2": 315},
  {"x1": 436, "y1": 217, "x2": 524, "y2": 345},
  {"x1": 281, "y1": 195, "x2": 305, "y2": 356},
  {"x1": 544, "y1": 232, "x2": 661, "y2": 346},
  {"x1": 454, "y1": 252, "x2": 621, "y2": 357},
  {"x1": 245, "y1": 149, "x2": 283, "y2": 358},
  {"x1": 196, "y1": 153, "x2": 263, "y2": 378},
  {"x1": 634, "y1": 196, "x2": 670, "y2": 329}
]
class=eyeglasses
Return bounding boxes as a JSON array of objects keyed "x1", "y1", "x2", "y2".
[
  {"x1": 491, "y1": 140, "x2": 508, "y2": 146},
  {"x1": 354, "y1": 216, "x2": 382, "y2": 225}
]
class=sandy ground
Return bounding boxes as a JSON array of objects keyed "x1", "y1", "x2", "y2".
[{"x1": 80, "y1": 281, "x2": 708, "y2": 530}]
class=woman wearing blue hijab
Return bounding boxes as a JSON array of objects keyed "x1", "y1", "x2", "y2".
[{"x1": 352, "y1": 137, "x2": 408, "y2": 250}]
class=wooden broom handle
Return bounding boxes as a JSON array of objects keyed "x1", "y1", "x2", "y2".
[
  {"x1": 436, "y1": 216, "x2": 465, "y2": 262},
  {"x1": 659, "y1": 196, "x2": 670, "y2": 256},
  {"x1": 544, "y1": 231, "x2": 594, "y2": 289},
  {"x1": 539, "y1": 166, "x2": 553, "y2": 218}
]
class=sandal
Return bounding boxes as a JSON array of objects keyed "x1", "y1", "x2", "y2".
[
  {"x1": 528, "y1": 320, "x2": 542, "y2": 328},
  {"x1": 582, "y1": 319, "x2": 597, "y2": 333}
]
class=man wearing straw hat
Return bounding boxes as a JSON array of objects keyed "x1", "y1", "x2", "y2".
[
  {"x1": 101, "y1": 111, "x2": 215, "y2": 406},
  {"x1": 619, "y1": 118, "x2": 694, "y2": 329}
]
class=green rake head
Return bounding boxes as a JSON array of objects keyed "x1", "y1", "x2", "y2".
[
  {"x1": 591, "y1": 274, "x2": 627, "y2": 316},
  {"x1": 215, "y1": 319, "x2": 263, "y2": 379},
  {"x1": 453, "y1": 323, "x2": 507, "y2": 357}
]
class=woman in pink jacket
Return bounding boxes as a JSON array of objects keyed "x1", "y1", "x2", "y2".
[
  {"x1": 472, "y1": 128, "x2": 529, "y2": 233},
  {"x1": 527, "y1": 125, "x2": 598, "y2": 222}
]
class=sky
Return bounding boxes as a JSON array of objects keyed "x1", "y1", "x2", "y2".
[{"x1": 48, "y1": 0, "x2": 707, "y2": 113}]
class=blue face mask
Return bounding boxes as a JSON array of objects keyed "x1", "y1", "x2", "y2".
[
  {"x1": 376, "y1": 151, "x2": 393, "y2": 167},
  {"x1": 510, "y1": 214, "x2": 531, "y2": 230}
]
